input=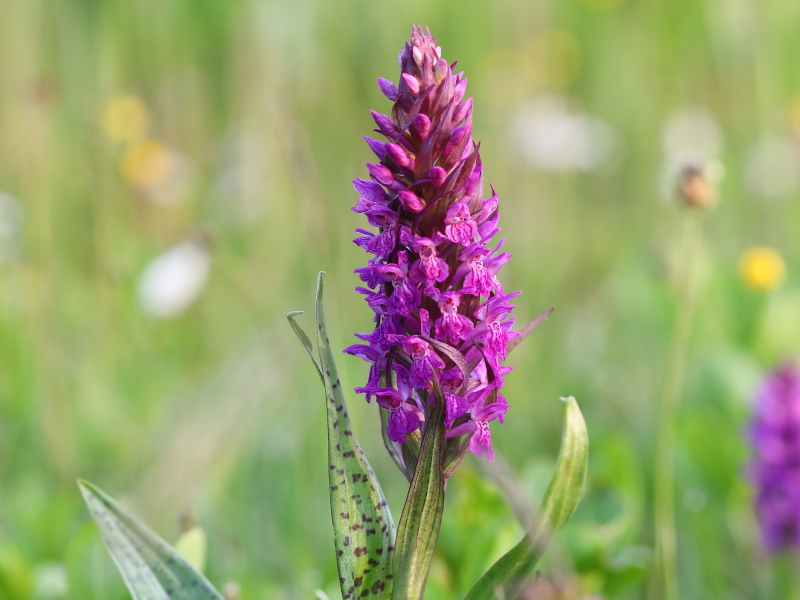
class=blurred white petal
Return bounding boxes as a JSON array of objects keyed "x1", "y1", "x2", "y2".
[
  {"x1": 662, "y1": 107, "x2": 723, "y2": 164},
  {"x1": 744, "y1": 136, "x2": 800, "y2": 197},
  {"x1": 0, "y1": 191, "x2": 22, "y2": 261},
  {"x1": 512, "y1": 95, "x2": 621, "y2": 173},
  {"x1": 137, "y1": 238, "x2": 211, "y2": 318}
]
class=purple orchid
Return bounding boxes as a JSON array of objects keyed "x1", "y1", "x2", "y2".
[
  {"x1": 750, "y1": 362, "x2": 800, "y2": 554},
  {"x1": 344, "y1": 26, "x2": 522, "y2": 464},
  {"x1": 358, "y1": 387, "x2": 425, "y2": 443}
]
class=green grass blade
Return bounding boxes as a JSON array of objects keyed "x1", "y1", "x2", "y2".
[
  {"x1": 77, "y1": 479, "x2": 224, "y2": 600},
  {"x1": 314, "y1": 272, "x2": 395, "y2": 600},
  {"x1": 390, "y1": 378, "x2": 447, "y2": 600},
  {"x1": 287, "y1": 310, "x2": 323, "y2": 383},
  {"x1": 465, "y1": 397, "x2": 588, "y2": 600}
]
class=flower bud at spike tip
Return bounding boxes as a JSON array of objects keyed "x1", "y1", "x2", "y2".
[
  {"x1": 367, "y1": 163, "x2": 395, "y2": 187},
  {"x1": 434, "y1": 59, "x2": 449, "y2": 83},
  {"x1": 428, "y1": 166, "x2": 447, "y2": 186},
  {"x1": 413, "y1": 114, "x2": 431, "y2": 139},
  {"x1": 346, "y1": 25, "x2": 520, "y2": 471},
  {"x1": 398, "y1": 190, "x2": 425, "y2": 213},
  {"x1": 377, "y1": 77, "x2": 399, "y2": 101},
  {"x1": 364, "y1": 136, "x2": 387, "y2": 160},
  {"x1": 402, "y1": 73, "x2": 420, "y2": 96},
  {"x1": 371, "y1": 110, "x2": 398, "y2": 138},
  {"x1": 386, "y1": 143, "x2": 413, "y2": 168},
  {"x1": 452, "y1": 98, "x2": 473, "y2": 125}
]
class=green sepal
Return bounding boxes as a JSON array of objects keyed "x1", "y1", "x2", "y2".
[
  {"x1": 464, "y1": 396, "x2": 588, "y2": 600},
  {"x1": 290, "y1": 272, "x2": 395, "y2": 600},
  {"x1": 390, "y1": 376, "x2": 447, "y2": 600},
  {"x1": 77, "y1": 479, "x2": 225, "y2": 600}
]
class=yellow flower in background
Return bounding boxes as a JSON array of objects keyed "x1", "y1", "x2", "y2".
[
  {"x1": 103, "y1": 95, "x2": 150, "y2": 142},
  {"x1": 121, "y1": 139, "x2": 173, "y2": 189},
  {"x1": 790, "y1": 94, "x2": 800, "y2": 137},
  {"x1": 739, "y1": 246, "x2": 786, "y2": 292}
]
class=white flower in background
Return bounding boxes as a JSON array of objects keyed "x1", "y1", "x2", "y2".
[
  {"x1": 137, "y1": 235, "x2": 211, "y2": 318},
  {"x1": 0, "y1": 191, "x2": 22, "y2": 261},
  {"x1": 744, "y1": 136, "x2": 800, "y2": 198},
  {"x1": 662, "y1": 107, "x2": 723, "y2": 164},
  {"x1": 511, "y1": 95, "x2": 621, "y2": 173}
]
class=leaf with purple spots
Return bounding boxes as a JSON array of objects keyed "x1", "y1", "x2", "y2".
[{"x1": 288, "y1": 272, "x2": 395, "y2": 600}]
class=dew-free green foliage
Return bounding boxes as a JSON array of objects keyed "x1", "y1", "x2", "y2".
[
  {"x1": 465, "y1": 397, "x2": 588, "y2": 599},
  {"x1": 77, "y1": 480, "x2": 224, "y2": 600},
  {"x1": 2, "y1": 0, "x2": 800, "y2": 598},
  {"x1": 289, "y1": 273, "x2": 395, "y2": 600},
  {"x1": 390, "y1": 383, "x2": 446, "y2": 600}
]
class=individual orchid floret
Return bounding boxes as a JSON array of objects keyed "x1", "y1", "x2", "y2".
[
  {"x1": 410, "y1": 237, "x2": 449, "y2": 294},
  {"x1": 357, "y1": 387, "x2": 424, "y2": 443},
  {"x1": 443, "y1": 202, "x2": 478, "y2": 245},
  {"x1": 400, "y1": 335, "x2": 446, "y2": 390},
  {"x1": 445, "y1": 402, "x2": 509, "y2": 463},
  {"x1": 434, "y1": 291, "x2": 474, "y2": 344}
]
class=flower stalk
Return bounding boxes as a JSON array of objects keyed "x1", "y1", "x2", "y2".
[{"x1": 653, "y1": 210, "x2": 703, "y2": 600}]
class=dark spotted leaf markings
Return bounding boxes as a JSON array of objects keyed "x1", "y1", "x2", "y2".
[
  {"x1": 288, "y1": 272, "x2": 395, "y2": 600},
  {"x1": 77, "y1": 480, "x2": 224, "y2": 600},
  {"x1": 464, "y1": 397, "x2": 589, "y2": 600}
]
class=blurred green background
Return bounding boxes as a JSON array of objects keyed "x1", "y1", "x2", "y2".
[{"x1": 1, "y1": 0, "x2": 799, "y2": 598}]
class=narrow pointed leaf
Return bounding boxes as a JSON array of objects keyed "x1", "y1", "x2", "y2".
[
  {"x1": 390, "y1": 379, "x2": 447, "y2": 600},
  {"x1": 314, "y1": 272, "x2": 395, "y2": 600},
  {"x1": 77, "y1": 479, "x2": 224, "y2": 600},
  {"x1": 507, "y1": 306, "x2": 554, "y2": 355},
  {"x1": 465, "y1": 397, "x2": 588, "y2": 600},
  {"x1": 287, "y1": 310, "x2": 323, "y2": 383}
]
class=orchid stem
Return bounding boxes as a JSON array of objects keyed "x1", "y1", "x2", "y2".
[{"x1": 653, "y1": 211, "x2": 703, "y2": 600}]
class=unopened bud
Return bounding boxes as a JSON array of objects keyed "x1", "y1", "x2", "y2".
[
  {"x1": 370, "y1": 110, "x2": 399, "y2": 138},
  {"x1": 402, "y1": 73, "x2": 420, "y2": 96},
  {"x1": 452, "y1": 98, "x2": 472, "y2": 125},
  {"x1": 377, "y1": 78, "x2": 399, "y2": 101},
  {"x1": 398, "y1": 190, "x2": 425, "y2": 213},
  {"x1": 453, "y1": 78, "x2": 468, "y2": 105},
  {"x1": 386, "y1": 143, "x2": 414, "y2": 168},
  {"x1": 413, "y1": 114, "x2": 431, "y2": 139},
  {"x1": 364, "y1": 136, "x2": 387, "y2": 160},
  {"x1": 412, "y1": 45, "x2": 423, "y2": 66},
  {"x1": 367, "y1": 163, "x2": 395, "y2": 187},
  {"x1": 428, "y1": 166, "x2": 447, "y2": 186},
  {"x1": 434, "y1": 59, "x2": 449, "y2": 84}
]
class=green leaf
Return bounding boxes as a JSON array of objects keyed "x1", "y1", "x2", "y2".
[
  {"x1": 174, "y1": 526, "x2": 208, "y2": 573},
  {"x1": 464, "y1": 396, "x2": 589, "y2": 600},
  {"x1": 390, "y1": 377, "x2": 447, "y2": 600},
  {"x1": 287, "y1": 310, "x2": 323, "y2": 383},
  {"x1": 77, "y1": 479, "x2": 225, "y2": 600},
  {"x1": 313, "y1": 272, "x2": 395, "y2": 600}
]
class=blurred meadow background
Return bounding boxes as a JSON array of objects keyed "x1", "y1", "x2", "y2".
[{"x1": 1, "y1": 0, "x2": 800, "y2": 598}]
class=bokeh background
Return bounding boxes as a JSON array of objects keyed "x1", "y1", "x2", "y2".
[{"x1": 1, "y1": 0, "x2": 799, "y2": 598}]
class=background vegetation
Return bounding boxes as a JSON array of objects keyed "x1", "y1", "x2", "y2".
[{"x1": 1, "y1": 0, "x2": 799, "y2": 598}]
